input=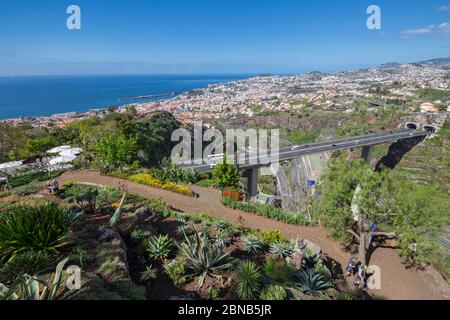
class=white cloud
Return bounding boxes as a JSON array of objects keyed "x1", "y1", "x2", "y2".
[
  {"x1": 438, "y1": 22, "x2": 450, "y2": 35},
  {"x1": 401, "y1": 22, "x2": 450, "y2": 37},
  {"x1": 437, "y1": 4, "x2": 450, "y2": 11},
  {"x1": 401, "y1": 25, "x2": 435, "y2": 35}
]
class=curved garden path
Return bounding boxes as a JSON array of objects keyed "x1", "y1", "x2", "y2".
[{"x1": 58, "y1": 169, "x2": 442, "y2": 300}]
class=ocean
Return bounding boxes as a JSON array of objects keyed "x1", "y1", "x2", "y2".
[{"x1": 0, "y1": 74, "x2": 251, "y2": 120}]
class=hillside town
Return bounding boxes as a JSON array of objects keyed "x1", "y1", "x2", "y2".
[{"x1": 1, "y1": 59, "x2": 449, "y2": 128}]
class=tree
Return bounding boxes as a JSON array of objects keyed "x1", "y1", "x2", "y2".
[
  {"x1": 23, "y1": 136, "x2": 57, "y2": 157},
  {"x1": 132, "y1": 112, "x2": 181, "y2": 165},
  {"x1": 0, "y1": 123, "x2": 27, "y2": 162},
  {"x1": 212, "y1": 156, "x2": 241, "y2": 192},
  {"x1": 314, "y1": 156, "x2": 449, "y2": 268},
  {"x1": 96, "y1": 134, "x2": 138, "y2": 172}
]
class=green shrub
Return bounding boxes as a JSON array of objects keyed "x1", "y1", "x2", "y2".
[
  {"x1": 0, "y1": 251, "x2": 54, "y2": 283},
  {"x1": 140, "y1": 265, "x2": 158, "y2": 282},
  {"x1": 59, "y1": 184, "x2": 121, "y2": 213},
  {"x1": 145, "y1": 234, "x2": 173, "y2": 262},
  {"x1": 0, "y1": 203, "x2": 77, "y2": 262},
  {"x1": 9, "y1": 171, "x2": 61, "y2": 189},
  {"x1": 178, "y1": 226, "x2": 231, "y2": 288},
  {"x1": 197, "y1": 179, "x2": 216, "y2": 188},
  {"x1": 262, "y1": 257, "x2": 295, "y2": 286},
  {"x1": 13, "y1": 181, "x2": 43, "y2": 196},
  {"x1": 259, "y1": 284, "x2": 287, "y2": 300},
  {"x1": 235, "y1": 260, "x2": 262, "y2": 300},
  {"x1": 221, "y1": 197, "x2": 311, "y2": 226},
  {"x1": 60, "y1": 185, "x2": 99, "y2": 213},
  {"x1": 163, "y1": 164, "x2": 201, "y2": 184},
  {"x1": 259, "y1": 230, "x2": 285, "y2": 246},
  {"x1": 164, "y1": 258, "x2": 187, "y2": 285},
  {"x1": 293, "y1": 269, "x2": 333, "y2": 296},
  {"x1": 207, "y1": 286, "x2": 221, "y2": 300},
  {"x1": 243, "y1": 235, "x2": 264, "y2": 255}
]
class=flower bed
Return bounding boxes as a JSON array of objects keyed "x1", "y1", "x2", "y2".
[
  {"x1": 223, "y1": 188, "x2": 244, "y2": 201},
  {"x1": 128, "y1": 173, "x2": 196, "y2": 197}
]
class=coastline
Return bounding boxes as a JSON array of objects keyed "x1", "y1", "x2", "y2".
[{"x1": 0, "y1": 74, "x2": 253, "y2": 123}]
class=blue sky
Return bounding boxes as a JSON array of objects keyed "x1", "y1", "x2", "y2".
[{"x1": 0, "y1": 0, "x2": 449, "y2": 75}]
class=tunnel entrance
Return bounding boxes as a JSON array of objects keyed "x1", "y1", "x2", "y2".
[
  {"x1": 423, "y1": 125, "x2": 436, "y2": 134},
  {"x1": 406, "y1": 123, "x2": 419, "y2": 130}
]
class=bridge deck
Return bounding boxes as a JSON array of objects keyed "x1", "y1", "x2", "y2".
[{"x1": 182, "y1": 129, "x2": 430, "y2": 173}]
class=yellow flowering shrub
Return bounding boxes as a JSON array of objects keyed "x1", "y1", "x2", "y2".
[{"x1": 129, "y1": 173, "x2": 194, "y2": 197}]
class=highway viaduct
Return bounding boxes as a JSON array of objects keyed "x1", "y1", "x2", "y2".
[{"x1": 183, "y1": 123, "x2": 434, "y2": 199}]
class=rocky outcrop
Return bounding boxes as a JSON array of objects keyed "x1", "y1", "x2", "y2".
[
  {"x1": 96, "y1": 228, "x2": 131, "y2": 281},
  {"x1": 117, "y1": 205, "x2": 157, "y2": 237}
]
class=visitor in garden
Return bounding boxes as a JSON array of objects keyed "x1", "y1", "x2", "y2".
[
  {"x1": 358, "y1": 266, "x2": 366, "y2": 288},
  {"x1": 346, "y1": 257, "x2": 357, "y2": 276},
  {"x1": 48, "y1": 179, "x2": 59, "y2": 193},
  {"x1": 367, "y1": 222, "x2": 378, "y2": 244}
]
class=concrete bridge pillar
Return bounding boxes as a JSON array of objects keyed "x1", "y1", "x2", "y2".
[
  {"x1": 245, "y1": 167, "x2": 259, "y2": 199},
  {"x1": 361, "y1": 146, "x2": 373, "y2": 164}
]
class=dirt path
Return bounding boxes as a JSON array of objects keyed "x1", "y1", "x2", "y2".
[{"x1": 58, "y1": 169, "x2": 441, "y2": 300}]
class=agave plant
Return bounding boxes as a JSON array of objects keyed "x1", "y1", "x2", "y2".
[
  {"x1": 213, "y1": 220, "x2": 231, "y2": 231},
  {"x1": 269, "y1": 242, "x2": 293, "y2": 259},
  {"x1": 177, "y1": 226, "x2": 231, "y2": 288},
  {"x1": 140, "y1": 265, "x2": 158, "y2": 282},
  {"x1": 243, "y1": 235, "x2": 264, "y2": 255},
  {"x1": 235, "y1": 260, "x2": 262, "y2": 300},
  {"x1": 0, "y1": 203, "x2": 77, "y2": 263},
  {"x1": 145, "y1": 234, "x2": 174, "y2": 262},
  {"x1": 109, "y1": 193, "x2": 126, "y2": 228},
  {"x1": 214, "y1": 230, "x2": 230, "y2": 248},
  {"x1": 0, "y1": 257, "x2": 69, "y2": 300},
  {"x1": 303, "y1": 247, "x2": 321, "y2": 269},
  {"x1": 293, "y1": 269, "x2": 333, "y2": 296},
  {"x1": 130, "y1": 229, "x2": 145, "y2": 243}
]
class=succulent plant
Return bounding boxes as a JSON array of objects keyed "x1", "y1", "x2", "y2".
[
  {"x1": 243, "y1": 235, "x2": 264, "y2": 255},
  {"x1": 177, "y1": 226, "x2": 231, "y2": 288},
  {"x1": 145, "y1": 234, "x2": 173, "y2": 262},
  {"x1": 269, "y1": 242, "x2": 293, "y2": 259},
  {"x1": 235, "y1": 260, "x2": 262, "y2": 300},
  {"x1": 293, "y1": 269, "x2": 333, "y2": 296}
]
